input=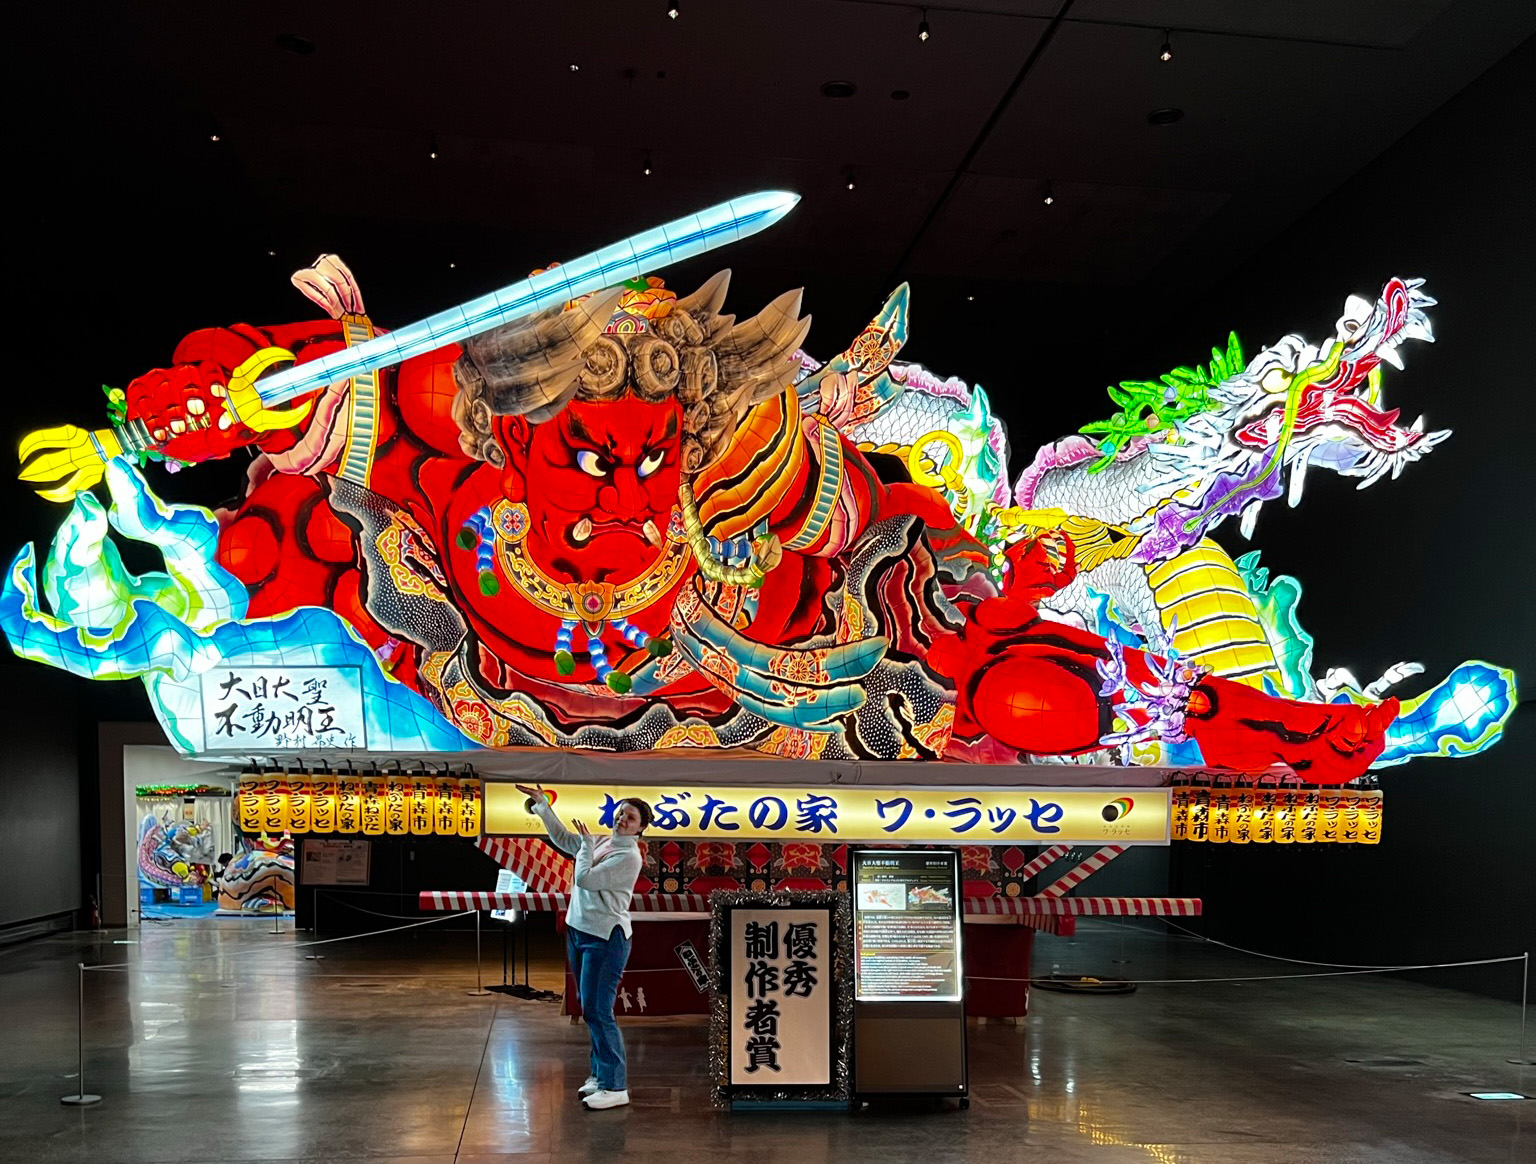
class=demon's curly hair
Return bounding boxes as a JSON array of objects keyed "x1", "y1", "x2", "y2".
[{"x1": 451, "y1": 271, "x2": 810, "y2": 474}]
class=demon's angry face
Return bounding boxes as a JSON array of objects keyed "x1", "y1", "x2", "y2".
[{"x1": 504, "y1": 396, "x2": 684, "y2": 581}]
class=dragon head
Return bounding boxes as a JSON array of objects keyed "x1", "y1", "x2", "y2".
[
  {"x1": 1223, "y1": 277, "x2": 1445, "y2": 512},
  {"x1": 1124, "y1": 277, "x2": 1446, "y2": 555}
]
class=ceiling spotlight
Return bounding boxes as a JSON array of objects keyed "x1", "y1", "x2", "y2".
[
  {"x1": 428, "y1": 134, "x2": 439, "y2": 160},
  {"x1": 1159, "y1": 30, "x2": 1173, "y2": 62},
  {"x1": 1043, "y1": 182, "x2": 1055, "y2": 206},
  {"x1": 209, "y1": 132, "x2": 221, "y2": 143},
  {"x1": 667, "y1": 1, "x2": 679, "y2": 17},
  {"x1": 918, "y1": 8, "x2": 930, "y2": 42},
  {"x1": 449, "y1": 261, "x2": 456, "y2": 269},
  {"x1": 643, "y1": 152, "x2": 653, "y2": 176},
  {"x1": 569, "y1": 62, "x2": 580, "y2": 72},
  {"x1": 966, "y1": 295, "x2": 975, "y2": 302},
  {"x1": 845, "y1": 169, "x2": 856, "y2": 191}
]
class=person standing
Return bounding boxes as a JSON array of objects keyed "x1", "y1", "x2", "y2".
[{"x1": 515, "y1": 783, "x2": 652, "y2": 1110}]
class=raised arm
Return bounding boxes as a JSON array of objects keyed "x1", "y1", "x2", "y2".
[{"x1": 515, "y1": 783, "x2": 582, "y2": 857}]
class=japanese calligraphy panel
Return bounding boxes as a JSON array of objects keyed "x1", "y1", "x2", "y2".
[
  {"x1": 728, "y1": 907, "x2": 831, "y2": 1086},
  {"x1": 484, "y1": 784, "x2": 1172, "y2": 845},
  {"x1": 199, "y1": 666, "x2": 367, "y2": 751}
]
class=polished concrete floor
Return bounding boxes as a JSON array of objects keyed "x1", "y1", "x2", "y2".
[{"x1": 0, "y1": 913, "x2": 1527, "y2": 1164}]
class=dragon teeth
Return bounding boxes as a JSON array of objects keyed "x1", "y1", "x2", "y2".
[
  {"x1": 1240, "y1": 500, "x2": 1261, "y2": 540},
  {"x1": 1287, "y1": 454, "x2": 1309, "y2": 507}
]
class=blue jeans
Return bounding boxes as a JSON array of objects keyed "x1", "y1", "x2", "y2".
[{"x1": 568, "y1": 924, "x2": 632, "y2": 1091}]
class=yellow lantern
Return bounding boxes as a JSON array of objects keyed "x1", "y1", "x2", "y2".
[
  {"x1": 1319, "y1": 793, "x2": 1344, "y2": 843},
  {"x1": 457, "y1": 780, "x2": 481, "y2": 837},
  {"x1": 360, "y1": 777, "x2": 386, "y2": 835},
  {"x1": 385, "y1": 778, "x2": 410, "y2": 835},
  {"x1": 337, "y1": 776, "x2": 362, "y2": 834},
  {"x1": 1209, "y1": 792, "x2": 1231, "y2": 844},
  {"x1": 1358, "y1": 793, "x2": 1383, "y2": 845},
  {"x1": 408, "y1": 778, "x2": 434, "y2": 835},
  {"x1": 288, "y1": 784, "x2": 313, "y2": 834},
  {"x1": 1170, "y1": 787, "x2": 1192, "y2": 841},
  {"x1": 1231, "y1": 791, "x2": 1253, "y2": 844},
  {"x1": 1271, "y1": 791, "x2": 1294, "y2": 844},
  {"x1": 1297, "y1": 793, "x2": 1319, "y2": 843},
  {"x1": 236, "y1": 779, "x2": 264, "y2": 833},
  {"x1": 310, "y1": 775, "x2": 338, "y2": 834},
  {"x1": 434, "y1": 777, "x2": 459, "y2": 836}
]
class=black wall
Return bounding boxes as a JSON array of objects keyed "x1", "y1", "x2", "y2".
[
  {"x1": 1164, "y1": 41, "x2": 1535, "y2": 999},
  {"x1": 0, "y1": 667, "x2": 82, "y2": 928},
  {"x1": 0, "y1": 667, "x2": 157, "y2": 932}
]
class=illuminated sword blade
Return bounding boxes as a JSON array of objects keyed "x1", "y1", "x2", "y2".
[{"x1": 248, "y1": 191, "x2": 801, "y2": 410}]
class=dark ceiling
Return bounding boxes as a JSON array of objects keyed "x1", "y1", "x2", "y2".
[
  {"x1": 36, "y1": 1, "x2": 1532, "y2": 285},
  {"x1": 10, "y1": 0, "x2": 1533, "y2": 537}
]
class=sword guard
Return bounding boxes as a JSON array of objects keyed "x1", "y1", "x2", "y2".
[{"x1": 226, "y1": 347, "x2": 314, "y2": 433}]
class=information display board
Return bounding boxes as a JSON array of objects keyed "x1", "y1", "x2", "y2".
[
  {"x1": 851, "y1": 849, "x2": 963, "y2": 1003},
  {"x1": 300, "y1": 838, "x2": 371, "y2": 885},
  {"x1": 489, "y1": 867, "x2": 527, "y2": 923}
]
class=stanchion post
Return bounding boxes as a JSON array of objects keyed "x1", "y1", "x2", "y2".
[
  {"x1": 1508, "y1": 950, "x2": 1533, "y2": 1067},
  {"x1": 60, "y1": 963, "x2": 101, "y2": 1106},
  {"x1": 467, "y1": 909, "x2": 491, "y2": 996}
]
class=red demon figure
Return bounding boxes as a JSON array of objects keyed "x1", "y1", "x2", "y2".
[{"x1": 17, "y1": 256, "x2": 1394, "y2": 779}]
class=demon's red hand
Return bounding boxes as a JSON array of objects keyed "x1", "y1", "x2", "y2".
[{"x1": 124, "y1": 359, "x2": 263, "y2": 464}]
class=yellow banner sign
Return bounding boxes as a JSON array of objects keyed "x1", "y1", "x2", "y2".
[
  {"x1": 1170, "y1": 787, "x2": 1381, "y2": 844},
  {"x1": 483, "y1": 783, "x2": 1170, "y2": 845}
]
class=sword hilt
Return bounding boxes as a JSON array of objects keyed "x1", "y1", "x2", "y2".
[{"x1": 18, "y1": 424, "x2": 125, "y2": 501}]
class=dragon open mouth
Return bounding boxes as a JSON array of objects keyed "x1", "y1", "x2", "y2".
[
  {"x1": 1233, "y1": 276, "x2": 1444, "y2": 468},
  {"x1": 1239, "y1": 394, "x2": 1429, "y2": 454}
]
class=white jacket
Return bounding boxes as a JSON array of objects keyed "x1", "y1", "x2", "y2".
[{"x1": 531, "y1": 798, "x2": 642, "y2": 939}]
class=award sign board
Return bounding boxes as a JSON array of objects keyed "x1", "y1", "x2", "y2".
[
  {"x1": 709, "y1": 890, "x2": 853, "y2": 1108},
  {"x1": 851, "y1": 850, "x2": 963, "y2": 1002},
  {"x1": 300, "y1": 838, "x2": 371, "y2": 886},
  {"x1": 728, "y1": 907, "x2": 831, "y2": 1085}
]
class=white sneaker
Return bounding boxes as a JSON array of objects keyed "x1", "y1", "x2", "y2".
[
  {"x1": 578, "y1": 1076, "x2": 600, "y2": 1096},
  {"x1": 582, "y1": 1088, "x2": 630, "y2": 1110}
]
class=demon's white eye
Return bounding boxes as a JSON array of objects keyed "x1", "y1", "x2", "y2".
[
  {"x1": 576, "y1": 450, "x2": 605, "y2": 477},
  {"x1": 638, "y1": 448, "x2": 666, "y2": 478}
]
